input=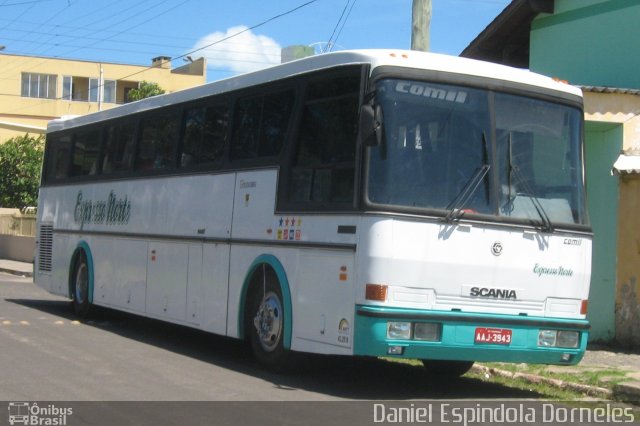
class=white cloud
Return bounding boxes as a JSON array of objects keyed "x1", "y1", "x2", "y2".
[{"x1": 190, "y1": 26, "x2": 282, "y2": 75}]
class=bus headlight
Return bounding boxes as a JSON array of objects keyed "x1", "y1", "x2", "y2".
[
  {"x1": 387, "y1": 321, "x2": 412, "y2": 340},
  {"x1": 556, "y1": 331, "x2": 579, "y2": 348},
  {"x1": 538, "y1": 330, "x2": 557, "y2": 347},
  {"x1": 538, "y1": 330, "x2": 579, "y2": 348},
  {"x1": 413, "y1": 323, "x2": 441, "y2": 341}
]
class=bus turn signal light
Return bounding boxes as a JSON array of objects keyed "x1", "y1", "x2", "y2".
[
  {"x1": 580, "y1": 300, "x2": 588, "y2": 315},
  {"x1": 366, "y1": 284, "x2": 388, "y2": 301}
]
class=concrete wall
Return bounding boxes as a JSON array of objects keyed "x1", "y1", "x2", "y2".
[
  {"x1": 528, "y1": 0, "x2": 640, "y2": 346},
  {"x1": 530, "y1": 0, "x2": 640, "y2": 88},
  {"x1": 616, "y1": 175, "x2": 640, "y2": 347},
  {"x1": 584, "y1": 122, "x2": 621, "y2": 341},
  {"x1": 583, "y1": 92, "x2": 640, "y2": 347},
  {"x1": 0, "y1": 234, "x2": 34, "y2": 263}
]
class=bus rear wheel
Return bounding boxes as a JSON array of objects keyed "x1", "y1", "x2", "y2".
[
  {"x1": 247, "y1": 272, "x2": 290, "y2": 371},
  {"x1": 421, "y1": 360, "x2": 474, "y2": 378},
  {"x1": 72, "y1": 252, "x2": 91, "y2": 317}
]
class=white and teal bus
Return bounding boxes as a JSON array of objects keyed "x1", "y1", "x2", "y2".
[{"x1": 35, "y1": 50, "x2": 591, "y2": 376}]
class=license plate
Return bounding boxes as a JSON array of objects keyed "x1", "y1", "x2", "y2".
[{"x1": 474, "y1": 327, "x2": 512, "y2": 345}]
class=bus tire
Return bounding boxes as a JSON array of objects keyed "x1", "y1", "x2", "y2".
[
  {"x1": 72, "y1": 252, "x2": 91, "y2": 318},
  {"x1": 246, "y1": 270, "x2": 290, "y2": 371},
  {"x1": 421, "y1": 360, "x2": 474, "y2": 378}
]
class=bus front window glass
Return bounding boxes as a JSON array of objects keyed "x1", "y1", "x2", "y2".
[
  {"x1": 368, "y1": 79, "x2": 492, "y2": 213},
  {"x1": 495, "y1": 94, "x2": 586, "y2": 225}
]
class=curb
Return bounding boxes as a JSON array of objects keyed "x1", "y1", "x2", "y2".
[
  {"x1": 0, "y1": 267, "x2": 33, "y2": 278},
  {"x1": 473, "y1": 364, "x2": 619, "y2": 400}
]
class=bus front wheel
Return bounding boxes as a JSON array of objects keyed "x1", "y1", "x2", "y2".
[
  {"x1": 247, "y1": 272, "x2": 290, "y2": 371},
  {"x1": 421, "y1": 360, "x2": 474, "y2": 378},
  {"x1": 72, "y1": 252, "x2": 91, "y2": 317}
]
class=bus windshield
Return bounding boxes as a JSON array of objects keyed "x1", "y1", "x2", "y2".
[{"x1": 367, "y1": 78, "x2": 587, "y2": 228}]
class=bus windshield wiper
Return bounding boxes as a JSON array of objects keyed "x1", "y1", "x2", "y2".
[
  {"x1": 442, "y1": 133, "x2": 490, "y2": 223},
  {"x1": 507, "y1": 133, "x2": 553, "y2": 233}
]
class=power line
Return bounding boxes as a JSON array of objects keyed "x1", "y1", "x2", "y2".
[
  {"x1": 324, "y1": 0, "x2": 350, "y2": 53},
  {"x1": 0, "y1": 0, "x2": 188, "y2": 80},
  {"x1": 0, "y1": 0, "x2": 158, "y2": 79},
  {"x1": 0, "y1": 0, "x2": 57, "y2": 6},
  {"x1": 2, "y1": 0, "x2": 320, "y2": 115},
  {"x1": 174, "y1": 0, "x2": 319, "y2": 68},
  {"x1": 0, "y1": 35, "x2": 282, "y2": 61},
  {"x1": 331, "y1": 0, "x2": 357, "y2": 52}
]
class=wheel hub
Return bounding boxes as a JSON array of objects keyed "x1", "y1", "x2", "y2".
[{"x1": 253, "y1": 291, "x2": 282, "y2": 352}]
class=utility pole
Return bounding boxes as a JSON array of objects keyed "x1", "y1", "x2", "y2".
[{"x1": 411, "y1": 0, "x2": 431, "y2": 52}]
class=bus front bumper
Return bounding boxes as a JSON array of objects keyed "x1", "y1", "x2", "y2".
[{"x1": 354, "y1": 305, "x2": 589, "y2": 365}]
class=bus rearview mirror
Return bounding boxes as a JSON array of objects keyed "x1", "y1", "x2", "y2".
[{"x1": 359, "y1": 104, "x2": 384, "y2": 147}]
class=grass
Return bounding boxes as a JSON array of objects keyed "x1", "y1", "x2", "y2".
[
  {"x1": 380, "y1": 357, "x2": 632, "y2": 399},
  {"x1": 380, "y1": 357, "x2": 580, "y2": 399},
  {"x1": 465, "y1": 366, "x2": 581, "y2": 400},
  {"x1": 481, "y1": 362, "x2": 633, "y2": 389},
  {"x1": 379, "y1": 357, "x2": 640, "y2": 420}
]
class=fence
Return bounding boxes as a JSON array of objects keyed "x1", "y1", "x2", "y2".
[
  {"x1": 0, "y1": 208, "x2": 36, "y2": 263},
  {"x1": 0, "y1": 208, "x2": 36, "y2": 237}
]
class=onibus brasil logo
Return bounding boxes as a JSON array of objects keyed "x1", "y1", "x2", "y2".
[{"x1": 8, "y1": 402, "x2": 72, "y2": 425}]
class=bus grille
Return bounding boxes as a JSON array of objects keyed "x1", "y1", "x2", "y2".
[{"x1": 38, "y1": 224, "x2": 53, "y2": 272}]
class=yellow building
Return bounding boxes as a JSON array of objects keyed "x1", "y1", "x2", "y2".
[
  {"x1": 583, "y1": 88, "x2": 640, "y2": 347},
  {"x1": 0, "y1": 53, "x2": 206, "y2": 142}
]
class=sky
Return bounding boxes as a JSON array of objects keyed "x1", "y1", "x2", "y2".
[{"x1": 0, "y1": 0, "x2": 511, "y2": 82}]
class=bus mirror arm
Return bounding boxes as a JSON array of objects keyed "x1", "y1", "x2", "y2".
[{"x1": 359, "y1": 103, "x2": 385, "y2": 147}]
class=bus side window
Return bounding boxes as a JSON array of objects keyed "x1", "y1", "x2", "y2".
[
  {"x1": 103, "y1": 122, "x2": 136, "y2": 174},
  {"x1": 202, "y1": 104, "x2": 229, "y2": 163},
  {"x1": 286, "y1": 69, "x2": 360, "y2": 207},
  {"x1": 231, "y1": 89, "x2": 295, "y2": 160},
  {"x1": 181, "y1": 103, "x2": 228, "y2": 167},
  {"x1": 44, "y1": 134, "x2": 72, "y2": 182},
  {"x1": 259, "y1": 90, "x2": 295, "y2": 157},
  {"x1": 136, "y1": 113, "x2": 179, "y2": 171},
  {"x1": 181, "y1": 107, "x2": 205, "y2": 167},
  {"x1": 71, "y1": 128, "x2": 101, "y2": 177}
]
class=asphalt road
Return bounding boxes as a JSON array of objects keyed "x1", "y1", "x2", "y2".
[{"x1": 2, "y1": 273, "x2": 621, "y2": 425}]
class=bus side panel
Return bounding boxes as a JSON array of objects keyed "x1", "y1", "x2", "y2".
[
  {"x1": 36, "y1": 185, "x2": 84, "y2": 298},
  {"x1": 227, "y1": 169, "x2": 280, "y2": 340},
  {"x1": 293, "y1": 250, "x2": 355, "y2": 355},
  {"x1": 50, "y1": 233, "x2": 72, "y2": 297},
  {"x1": 146, "y1": 241, "x2": 188, "y2": 321},
  {"x1": 227, "y1": 169, "x2": 358, "y2": 354},
  {"x1": 92, "y1": 236, "x2": 115, "y2": 306},
  {"x1": 200, "y1": 242, "x2": 230, "y2": 336},
  {"x1": 110, "y1": 238, "x2": 148, "y2": 314}
]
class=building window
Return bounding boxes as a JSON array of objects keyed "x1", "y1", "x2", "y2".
[
  {"x1": 62, "y1": 76, "x2": 72, "y2": 100},
  {"x1": 21, "y1": 73, "x2": 57, "y2": 99},
  {"x1": 103, "y1": 80, "x2": 116, "y2": 103},
  {"x1": 64, "y1": 77, "x2": 117, "y2": 103},
  {"x1": 89, "y1": 78, "x2": 99, "y2": 102}
]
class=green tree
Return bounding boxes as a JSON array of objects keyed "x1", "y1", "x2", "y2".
[
  {"x1": 0, "y1": 134, "x2": 44, "y2": 208},
  {"x1": 126, "y1": 81, "x2": 165, "y2": 102}
]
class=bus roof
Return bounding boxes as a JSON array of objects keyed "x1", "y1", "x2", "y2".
[{"x1": 47, "y1": 49, "x2": 582, "y2": 132}]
